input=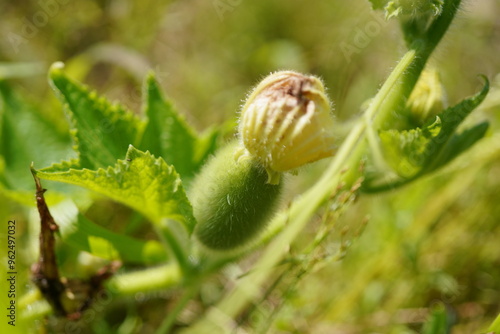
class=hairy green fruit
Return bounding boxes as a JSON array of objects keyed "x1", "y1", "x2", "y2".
[{"x1": 190, "y1": 141, "x2": 283, "y2": 251}]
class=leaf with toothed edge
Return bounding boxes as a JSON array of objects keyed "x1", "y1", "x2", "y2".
[
  {"x1": 138, "y1": 73, "x2": 219, "y2": 181},
  {"x1": 364, "y1": 76, "x2": 489, "y2": 192},
  {"x1": 36, "y1": 145, "x2": 196, "y2": 233},
  {"x1": 48, "y1": 62, "x2": 145, "y2": 170}
]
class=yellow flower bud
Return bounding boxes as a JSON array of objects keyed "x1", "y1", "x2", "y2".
[
  {"x1": 237, "y1": 71, "x2": 336, "y2": 184},
  {"x1": 406, "y1": 68, "x2": 447, "y2": 125}
]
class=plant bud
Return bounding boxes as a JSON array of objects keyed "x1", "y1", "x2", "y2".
[
  {"x1": 238, "y1": 71, "x2": 336, "y2": 184},
  {"x1": 406, "y1": 68, "x2": 447, "y2": 125}
]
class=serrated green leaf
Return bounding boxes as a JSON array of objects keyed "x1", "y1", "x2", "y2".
[
  {"x1": 0, "y1": 81, "x2": 74, "y2": 191},
  {"x1": 49, "y1": 62, "x2": 145, "y2": 170},
  {"x1": 40, "y1": 158, "x2": 81, "y2": 173},
  {"x1": 364, "y1": 77, "x2": 489, "y2": 192},
  {"x1": 379, "y1": 116, "x2": 443, "y2": 178},
  {"x1": 420, "y1": 77, "x2": 489, "y2": 172},
  {"x1": 431, "y1": 121, "x2": 489, "y2": 171},
  {"x1": 50, "y1": 200, "x2": 167, "y2": 264},
  {"x1": 427, "y1": 77, "x2": 488, "y2": 141},
  {"x1": 380, "y1": 77, "x2": 489, "y2": 178},
  {"x1": 36, "y1": 145, "x2": 195, "y2": 232},
  {"x1": 138, "y1": 73, "x2": 218, "y2": 180}
]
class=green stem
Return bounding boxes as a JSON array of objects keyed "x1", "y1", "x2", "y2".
[
  {"x1": 155, "y1": 283, "x2": 201, "y2": 334},
  {"x1": 155, "y1": 221, "x2": 192, "y2": 275},
  {"x1": 365, "y1": 51, "x2": 417, "y2": 122},
  {"x1": 364, "y1": 50, "x2": 416, "y2": 169},
  {"x1": 19, "y1": 263, "x2": 183, "y2": 320},
  {"x1": 375, "y1": 0, "x2": 462, "y2": 129},
  {"x1": 106, "y1": 263, "x2": 182, "y2": 295}
]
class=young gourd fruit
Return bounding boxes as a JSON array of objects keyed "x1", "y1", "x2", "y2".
[
  {"x1": 191, "y1": 71, "x2": 336, "y2": 251},
  {"x1": 190, "y1": 141, "x2": 282, "y2": 251}
]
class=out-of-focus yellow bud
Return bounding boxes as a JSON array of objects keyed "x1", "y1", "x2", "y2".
[
  {"x1": 237, "y1": 71, "x2": 336, "y2": 184},
  {"x1": 407, "y1": 68, "x2": 447, "y2": 125}
]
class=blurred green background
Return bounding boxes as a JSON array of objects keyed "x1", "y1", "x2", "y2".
[{"x1": 1, "y1": 0, "x2": 499, "y2": 333}]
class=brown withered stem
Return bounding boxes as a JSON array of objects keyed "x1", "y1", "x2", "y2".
[
  {"x1": 31, "y1": 165, "x2": 67, "y2": 316},
  {"x1": 30, "y1": 165, "x2": 120, "y2": 320}
]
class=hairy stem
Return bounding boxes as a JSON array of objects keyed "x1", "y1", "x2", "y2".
[
  {"x1": 105, "y1": 263, "x2": 182, "y2": 296},
  {"x1": 155, "y1": 283, "x2": 201, "y2": 334},
  {"x1": 375, "y1": 0, "x2": 463, "y2": 129}
]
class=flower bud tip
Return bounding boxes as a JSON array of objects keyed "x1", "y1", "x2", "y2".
[{"x1": 238, "y1": 71, "x2": 336, "y2": 180}]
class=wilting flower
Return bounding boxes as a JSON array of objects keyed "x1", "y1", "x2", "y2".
[
  {"x1": 406, "y1": 68, "x2": 447, "y2": 124},
  {"x1": 237, "y1": 71, "x2": 336, "y2": 184}
]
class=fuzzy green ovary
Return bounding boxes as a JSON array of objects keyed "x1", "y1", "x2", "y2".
[{"x1": 190, "y1": 142, "x2": 283, "y2": 251}]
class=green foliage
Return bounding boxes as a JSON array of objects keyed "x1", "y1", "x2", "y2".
[
  {"x1": 0, "y1": 60, "x2": 225, "y2": 281},
  {"x1": 36, "y1": 145, "x2": 195, "y2": 231},
  {"x1": 1, "y1": 1, "x2": 498, "y2": 333},
  {"x1": 139, "y1": 73, "x2": 218, "y2": 180},
  {"x1": 52, "y1": 201, "x2": 167, "y2": 263},
  {"x1": 379, "y1": 116, "x2": 443, "y2": 178},
  {"x1": 49, "y1": 63, "x2": 144, "y2": 170},
  {"x1": 48, "y1": 64, "x2": 217, "y2": 180},
  {"x1": 430, "y1": 121, "x2": 489, "y2": 171},
  {"x1": 365, "y1": 77, "x2": 489, "y2": 190}
]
